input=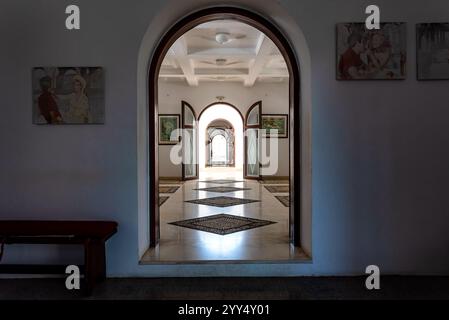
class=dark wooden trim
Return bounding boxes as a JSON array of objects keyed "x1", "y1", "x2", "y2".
[
  {"x1": 159, "y1": 176, "x2": 183, "y2": 181},
  {"x1": 244, "y1": 101, "x2": 262, "y2": 128},
  {"x1": 84, "y1": 238, "x2": 106, "y2": 294},
  {"x1": 181, "y1": 101, "x2": 199, "y2": 181},
  {"x1": 0, "y1": 220, "x2": 116, "y2": 295},
  {"x1": 148, "y1": 7, "x2": 301, "y2": 248},
  {"x1": 207, "y1": 122, "x2": 233, "y2": 129},
  {"x1": 244, "y1": 101, "x2": 262, "y2": 180},
  {"x1": 181, "y1": 100, "x2": 197, "y2": 128}
]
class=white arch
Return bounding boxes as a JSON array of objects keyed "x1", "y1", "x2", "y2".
[
  {"x1": 198, "y1": 104, "x2": 244, "y2": 172},
  {"x1": 137, "y1": 0, "x2": 312, "y2": 259}
]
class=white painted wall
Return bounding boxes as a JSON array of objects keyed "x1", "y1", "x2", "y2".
[
  {"x1": 158, "y1": 80, "x2": 290, "y2": 177},
  {"x1": 1, "y1": 0, "x2": 449, "y2": 276}
]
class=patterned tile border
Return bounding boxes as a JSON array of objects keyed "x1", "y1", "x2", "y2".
[{"x1": 185, "y1": 196, "x2": 260, "y2": 208}]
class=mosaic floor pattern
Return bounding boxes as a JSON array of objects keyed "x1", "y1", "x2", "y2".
[
  {"x1": 275, "y1": 196, "x2": 290, "y2": 207},
  {"x1": 169, "y1": 213, "x2": 276, "y2": 235},
  {"x1": 159, "y1": 196, "x2": 169, "y2": 206},
  {"x1": 185, "y1": 196, "x2": 260, "y2": 207}
]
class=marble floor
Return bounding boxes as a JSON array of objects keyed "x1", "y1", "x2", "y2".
[{"x1": 141, "y1": 167, "x2": 309, "y2": 263}]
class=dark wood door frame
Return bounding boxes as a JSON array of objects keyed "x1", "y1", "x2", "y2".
[
  {"x1": 148, "y1": 7, "x2": 301, "y2": 248},
  {"x1": 181, "y1": 101, "x2": 199, "y2": 181},
  {"x1": 244, "y1": 101, "x2": 262, "y2": 180}
]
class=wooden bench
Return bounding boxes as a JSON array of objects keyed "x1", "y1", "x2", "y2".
[{"x1": 0, "y1": 220, "x2": 118, "y2": 295}]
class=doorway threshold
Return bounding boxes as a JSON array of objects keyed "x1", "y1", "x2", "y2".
[{"x1": 139, "y1": 244, "x2": 311, "y2": 265}]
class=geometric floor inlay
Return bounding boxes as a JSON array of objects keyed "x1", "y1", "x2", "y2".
[
  {"x1": 159, "y1": 196, "x2": 169, "y2": 206},
  {"x1": 169, "y1": 213, "x2": 276, "y2": 235},
  {"x1": 185, "y1": 196, "x2": 260, "y2": 207},
  {"x1": 264, "y1": 185, "x2": 289, "y2": 193},
  {"x1": 275, "y1": 195, "x2": 290, "y2": 207},
  {"x1": 159, "y1": 186, "x2": 180, "y2": 193},
  {"x1": 200, "y1": 179, "x2": 244, "y2": 184},
  {"x1": 194, "y1": 186, "x2": 251, "y2": 193}
]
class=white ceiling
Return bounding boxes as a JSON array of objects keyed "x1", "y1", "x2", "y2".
[{"x1": 160, "y1": 20, "x2": 289, "y2": 87}]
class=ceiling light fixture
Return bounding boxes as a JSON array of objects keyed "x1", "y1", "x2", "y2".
[
  {"x1": 215, "y1": 32, "x2": 231, "y2": 45},
  {"x1": 215, "y1": 58, "x2": 227, "y2": 66}
]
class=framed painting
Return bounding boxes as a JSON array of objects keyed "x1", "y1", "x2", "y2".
[
  {"x1": 417, "y1": 23, "x2": 449, "y2": 80},
  {"x1": 32, "y1": 67, "x2": 104, "y2": 124},
  {"x1": 261, "y1": 114, "x2": 288, "y2": 138},
  {"x1": 159, "y1": 114, "x2": 180, "y2": 145},
  {"x1": 336, "y1": 23, "x2": 406, "y2": 80}
]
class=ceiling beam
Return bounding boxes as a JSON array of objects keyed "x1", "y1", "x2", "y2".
[
  {"x1": 258, "y1": 68, "x2": 289, "y2": 77},
  {"x1": 170, "y1": 38, "x2": 198, "y2": 86},
  {"x1": 193, "y1": 68, "x2": 248, "y2": 75},
  {"x1": 159, "y1": 73, "x2": 288, "y2": 78},
  {"x1": 192, "y1": 20, "x2": 247, "y2": 29},
  {"x1": 161, "y1": 56, "x2": 179, "y2": 69},
  {"x1": 244, "y1": 34, "x2": 274, "y2": 87},
  {"x1": 188, "y1": 47, "x2": 256, "y2": 57},
  {"x1": 159, "y1": 66, "x2": 184, "y2": 75}
]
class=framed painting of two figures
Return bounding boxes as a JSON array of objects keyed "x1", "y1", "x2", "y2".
[{"x1": 32, "y1": 67, "x2": 105, "y2": 124}]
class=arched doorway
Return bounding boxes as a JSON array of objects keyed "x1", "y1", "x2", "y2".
[
  {"x1": 148, "y1": 7, "x2": 301, "y2": 249},
  {"x1": 206, "y1": 120, "x2": 235, "y2": 167},
  {"x1": 198, "y1": 103, "x2": 244, "y2": 179}
]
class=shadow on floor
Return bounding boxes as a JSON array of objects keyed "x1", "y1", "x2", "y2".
[{"x1": 1, "y1": 276, "x2": 449, "y2": 300}]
